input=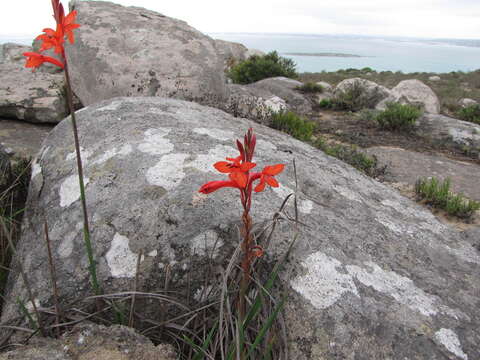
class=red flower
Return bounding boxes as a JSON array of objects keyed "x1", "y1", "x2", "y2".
[
  {"x1": 23, "y1": 52, "x2": 64, "y2": 70},
  {"x1": 24, "y1": 0, "x2": 79, "y2": 70},
  {"x1": 61, "y1": 10, "x2": 80, "y2": 44},
  {"x1": 36, "y1": 25, "x2": 64, "y2": 54},
  {"x1": 254, "y1": 164, "x2": 285, "y2": 192},
  {"x1": 214, "y1": 155, "x2": 256, "y2": 188},
  {"x1": 199, "y1": 175, "x2": 244, "y2": 194}
]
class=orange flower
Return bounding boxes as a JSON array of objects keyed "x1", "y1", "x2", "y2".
[
  {"x1": 61, "y1": 10, "x2": 80, "y2": 44},
  {"x1": 23, "y1": 52, "x2": 64, "y2": 70},
  {"x1": 254, "y1": 164, "x2": 285, "y2": 192},
  {"x1": 36, "y1": 25, "x2": 64, "y2": 54},
  {"x1": 214, "y1": 155, "x2": 256, "y2": 188}
]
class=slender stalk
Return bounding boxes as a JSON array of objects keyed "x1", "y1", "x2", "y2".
[
  {"x1": 63, "y1": 58, "x2": 100, "y2": 296},
  {"x1": 43, "y1": 219, "x2": 62, "y2": 337}
]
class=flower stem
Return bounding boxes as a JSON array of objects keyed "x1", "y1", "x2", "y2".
[
  {"x1": 63, "y1": 60, "x2": 101, "y2": 296},
  {"x1": 239, "y1": 209, "x2": 253, "y2": 360}
]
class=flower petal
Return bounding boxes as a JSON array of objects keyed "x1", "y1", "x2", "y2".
[
  {"x1": 265, "y1": 175, "x2": 279, "y2": 187},
  {"x1": 230, "y1": 171, "x2": 247, "y2": 188},
  {"x1": 214, "y1": 161, "x2": 232, "y2": 173},
  {"x1": 254, "y1": 180, "x2": 266, "y2": 192},
  {"x1": 263, "y1": 164, "x2": 285, "y2": 176},
  {"x1": 239, "y1": 162, "x2": 256, "y2": 172},
  {"x1": 199, "y1": 180, "x2": 236, "y2": 194}
]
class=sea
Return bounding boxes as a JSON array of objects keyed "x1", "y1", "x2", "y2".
[
  {"x1": 3, "y1": 33, "x2": 479, "y2": 74},
  {"x1": 210, "y1": 33, "x2": 480, "y2": 74}
]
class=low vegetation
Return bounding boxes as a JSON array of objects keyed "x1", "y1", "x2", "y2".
[
  {"x1": 374, "y1": 103, "x2": 422, "y2": 131},
  {"x1": 295, "y1": 82, "x2": 323, "y2": 93},
  {"x1": 300, "y1": 68, "x2": 480, "y2": 116},
  {"x1": 457, "y1": 104, "x2": 480, "y2": 124},
  {"x1": 270, "y1": 111, "x2": 316, "y2": 141},
  {"x1": 0, "y1": 157, "x2": 31, "y2": 309},
  {"x1": 228, "y1": 51, "x2": 298, "y2": 84},
  {"x1": 415, "y1": 177, "x2": 480, "y2": 219},
  {"x1": 314, "y1": 138, "x2": 386, "y2": 177}
]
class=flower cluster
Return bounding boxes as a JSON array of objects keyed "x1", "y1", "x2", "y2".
[
  {"x1": 23, "y1": 0, "x2": 80, "y2": 70},
  {"x1": 199, "y1": 128, "x2": 285, "y2": 207}
]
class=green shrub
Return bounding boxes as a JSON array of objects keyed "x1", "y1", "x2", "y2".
[
  {"x1": 330, "y1": 80, "x2": 380, "y2": 111},
  {"x1": 318, "y1": 98, "x2": 333, "y2": 109},
  {"x1": 295, "y1": 82, "x2": 323, "y2": 93},
  {"x1": 361, "y1": 67, "x2": 375, "y2": 73},
  {"x1": 228, "y1": 51, "x2": 298, "y2": 84},
  {"x1": 314, "y1": 138, "x2": 385, "y2": 177},
  {"x1": 415, "y1": 177, "x2": 480, "y2": 219},
  {"x1": 375, "y1": 102, "x2": 422, "y2": 131},
  {"x1": 457, "y1": 104, "x2": 480, "y2": 124},
  {"x1": 270, "y1": 111, "x2": 316, "y2": 141},
  {"x1": 357, "y1": 109, "x2": 380, "y2": 122}
]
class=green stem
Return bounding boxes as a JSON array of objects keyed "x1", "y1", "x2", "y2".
[{"x1": 63, "y1": 60, "x2": 101, "y2": 296}]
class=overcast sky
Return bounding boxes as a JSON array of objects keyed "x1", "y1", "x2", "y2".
[{"x1": 1, "y1": 0, "x2": 479, "y2": 39}]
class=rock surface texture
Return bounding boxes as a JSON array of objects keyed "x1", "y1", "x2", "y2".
[
  {"x1": 4, "y1": 97, "x2": 479, "y2": 359},
  {"x1": 249, "y1": 77, "x2": 313, "y2": 115},
  {"x1": 66, "y1": 1, "x2": 226, "y2": 107},
  {"x1": 366, "y1": 146, "x2": 480, "y2": 201},
  {"x1": 334, "y1": 77, "x2": 391, "y2": 109},
  {"x1": 225, "y1": 84, "x2": 287, "y2": 124},
  {"x1": 417, "y1": 113, "x2": 480, "y2": 158},
  {"x1": 378, "y1": 79, "x2": 441, "y2": 114},
  {"x1": 0, "y1": 43, "x2": 68, "y2": 123},
  {"x1": 0, "y1": 323, "x2": 176, "y2": 360},
  {"x1": 214, "y1": 39, "x2": 248, "y2": 71},
  {"x1": 459, "y1": 98, "x2": 478, "y2": 108}
]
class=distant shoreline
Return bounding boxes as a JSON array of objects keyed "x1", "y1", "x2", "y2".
[{"x1": 282, "y1": 52, "x2": 363, "y2": 58}]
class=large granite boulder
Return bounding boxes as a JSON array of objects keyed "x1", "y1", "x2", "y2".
[
  {"x1": 66, "y1": 1, "x2": 227, "y2": 108},
  {"x1": 378, "y1": 79, "x2": 441, "y2": 114},
  {"x1": 334, "y1": 78, "x2": 391, "y2": 109},
  {"x1": 0, "y1": 43, "x2": 68, "y2": 123},
  {"x1": 214, "y1": 39, "x2": 248, "y2": 71},
  {"x1": 249, "y1": 76, "x2": 313, "y2": 115},
  {"x1": 417, "y1": 113, "x2": 480, "y2": 158},
  {"x1": 224, "y1": 83, "x2": 287, "y2": 124},
  {"x1": 459, "y1": 98, "x2": 478, "y2": 108},
  {"x1": 0, "y1": 323, "x2": 176, "y2": 360},
  {"x1": 3, "y1": 97, "x2": 479, "y2": 359}
]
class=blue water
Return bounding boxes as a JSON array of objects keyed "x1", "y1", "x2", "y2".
[
  {"x1": 210, "y1": 33, "x2": 480, "y2": 74},
  {"x1": 3, "y1": 33, "x2": 479, "y2": 74}
]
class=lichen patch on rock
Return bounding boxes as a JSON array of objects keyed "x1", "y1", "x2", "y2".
[
  {"x1": 138, "y1": 128, "x2": 174, "y2": 155},
  {"x1": 59, "y1": 174, "x2": 90, "y2": 207},
  {"x1": 105, "y1": 233, "x2": 139, "y2": 278}
]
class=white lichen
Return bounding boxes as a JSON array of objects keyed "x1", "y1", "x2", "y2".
[
  {"x1": 66, "y1": 147, "x2": 91, "y2": 163},
  {"x1": 138, "y1": 128, "x2": 174, "y2": 155},
  {"x1": 264, "y1": 96, "x2": 287, "y2": 113},
  {"x1": 346, "y1": 262, "x2": 439, "y2": 317},
  {"x1": 193, "y1": 145, "x2": 238, "y2": 173},
  {"x1": 97, "y1": 100, "x2": 122, "y2": 112},
  {"x1": 92, "y1": 144, "x2": 133, "y2": 165},
  {"x1": 434, "y1": 328, "x2": 468, "y2": 360},
  {"x1": 291, "y1": 252, "x2": 359, "y2": 309},
  {"x1": 105, "y1": 233, "x2": 138, "y2": 278},
  {"x1": 299, "y1": 199, "x2": 314, "y2": 214},
  {"x1": 146, "y1": 153, "x2": 189, "y2": 190},
  {"x1": 31, "y1": 162, "x2": 41, "y2": 179},
  {"x1": 59, "y1": 174, "x2": 90, "y2": 208}
]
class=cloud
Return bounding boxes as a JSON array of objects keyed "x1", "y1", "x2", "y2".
[{"x1": 1, "y1": 0, "x2": 479, "y2": 39}]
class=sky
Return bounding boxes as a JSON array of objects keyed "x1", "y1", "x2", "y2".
[{"x1": 1, "y1": 0, "x2": 479, "y2": 39}]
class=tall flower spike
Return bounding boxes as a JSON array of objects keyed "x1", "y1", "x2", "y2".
[{"x1": 23, "y1": 52, "x2": 64, "y2": 70}]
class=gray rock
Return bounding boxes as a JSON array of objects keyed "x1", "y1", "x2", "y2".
[
  {"x1": 245, "y1": 48, "x2": 265, "y2": 58},
  {"x1": 214, "y1": 39, "x2": 248, "y2": 72},
  {"x1": 66, "y1": 1, "x2": 226, "y2": 108},
  {"x1": 0, "y1": 119, "x2": 54, "y2": 159},
  {"x1": 365, "y1": 146, "x2": 480, "y2": 201},
  {"x1": 316, "y1": 81, "x2": 333, "y2": 92},
  {"x1": 429, "y1": 75, "x2": 441, "y2": 81},
  {"x1": 334, "y1": 78, "x2": 391, "y2": 109},
  {"x1": 417, "y1": 113, "x2": 480, "y2": 158},
  {"x1": 249, "y1": 76, "x2": 313, "y2": 115},
  {"x1": 0, "y1": 43, "x2": 68, "y2": 123},
  {"x1": 378, "y1": 79, "x2": 441, "y2": 114},
  {"x1": 224, "y1": 83, "x2": 287, "y2": 124},
  {"x1": 0, "y1": 323, "x2": 176, "y2": 360},
  {"x1": 459, "y1": 98, "x2": 478, "y2": 108},
  {"x1": 4, "y1": 97, "x2": 479, "y2": 359}
]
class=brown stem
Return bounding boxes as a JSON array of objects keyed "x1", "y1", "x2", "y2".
[
  {"x1": 44, "y1": 219, "x2": 62, "y2": 337},
  {"x1": 63, "y1": 60, "x2": 100, "y2": 296}
]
